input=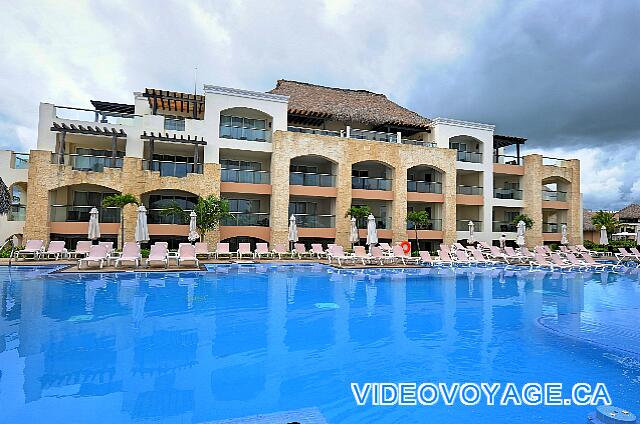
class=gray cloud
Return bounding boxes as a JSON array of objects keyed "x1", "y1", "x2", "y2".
[{"x1": 0, "y1": 0, "x2": 637, "y2": 209}]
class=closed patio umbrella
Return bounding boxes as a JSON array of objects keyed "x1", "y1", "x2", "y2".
[
  {"x1": 349, "y1": 217, "x2": 359, "y2": 246},
  {"x1": 188, "y1": 211, "x2": 199, "y2": 242},
  {"x1": 135, "y1": 205, "x2": 150, "y2": 243},
  {"x1": 560, "y1": 224, "x2": 568, "y2": 245},
  {"x1": 288, "y1": 215, "x2": 298, "y2": 250},
  {"x1": 599, "y1": 226, "x2": 608, "y2": 245},
  {"x1": 366, "y1": 214, "x2": 378, "y2": 248},
  {"x1": 88, "y1": 207, "x2": 101, "y2": 241},
  {"x1": 516, "y1": 220, "x2": 526, "y2": 247},
  {"x1": 500, "y1": 233, "x2": 507, "y2": 249},
  {"x1": 467, "y1": 220, "x2": 475, "y2": 244},
  {"x1": 636, "y1": 226, "x2": 640, "y2": 244}
]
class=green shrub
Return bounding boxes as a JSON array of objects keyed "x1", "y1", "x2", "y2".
[
  {"x1": 0, "y1": 246, "x2": 23, "y2": 258},
  {"x1": 609, "y1": 239, "x2": 637, "y2": 248},
  {"x1": 583, "y1": 240, "x2": 597, "y2": 249},
  {"x1": 549, "y1": 243, "x2": 559, "y2": 251},
  {"x1": 140, "y1": 248, "x2": 150, "y2": 258}
]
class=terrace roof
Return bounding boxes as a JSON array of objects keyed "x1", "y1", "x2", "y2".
[
  {"x1": 493, "y1": 134, "x2": 527, "y2": 149},
  {"x1": 143, "y1": 88, "x2": 205, "y2": 118},
  {"x1": 90, "y1": 100, "x2": 135, "y2": 115},
  {"x1": 618, "y1": 203, "x2": 640, "y2": 220}
]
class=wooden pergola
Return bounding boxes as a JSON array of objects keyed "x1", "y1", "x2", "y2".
[
  {"x1": 141, "y1": 131, "x2": 207, "y2": 171},
  {"x1": 50, "y1": 122, "x2": 127, "y2": 167},
  {"x1": 143, "y1": 88, "x2": 205, "y2": 119},
  {"x1": 493, "y1": 134, "x2": 527, "y2": 165}
]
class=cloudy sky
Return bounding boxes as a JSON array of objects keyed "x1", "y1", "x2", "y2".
[{"x1": 0, "y1": 0, "x2": 638, "y2": 209}]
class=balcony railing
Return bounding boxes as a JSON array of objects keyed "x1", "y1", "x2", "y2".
[
  {"x1": 8, "y1": 205, "x2": 26, "y2": 221},
  {"x1": 143, "y1": 160, "x2": 202, "y2": 178},
  {"x1": 222, "y1": 212, "x2": 270, "y2": 227},
  {"x1": 50, "y1": 205, "x2": 121, "y2": 223},
  {"x1": 12, "y1": 153, "x2": 29, "y2": 169},
  {"x1": 147, "y1": 209, "x2": 190, "y2": 225},
  {"x1": 407, "y1": 180, "x2": 442, "y2": 194},
  {"x1": 220, "y1": 125, "x2": 271, "y2": 143},
  {"x1": 51, "y1": 153, "x2": 123, "y2": 172},
  {"x1": 220, "y1": 168, "x2": 270, "y2": 184},
  {"x1": 542, "y1": 222, "x2": 566, "y2": 233},
  {"x1": 457, "y1": 185, "x2": 483, "y2": 195},
  {"x1": 457, "y1": 220, "x2": 483, "y2": 231},
  {"x1": 492, "y1": 221, "x2": 517, "y2": 232},
  {"x1": 493, "y1": 188, "x2": 523, "y2": 200},
  {"x1": 401, "y1": 138, "x2": 437, "y2": 148},
  {"x1": 542, "y1": 190, "x2": 567, "y2": 202},
  {"x1": 289, "y1": 171, "x2": 335, "y2": 187},
  {"x1": 407, "y1": 218, "x2": 442, "y2": 231},
  {"x1": 293, "y1": 214, "x2": 336, "y2": 228},
  {"x1": 287, "y1": 126, "x2": 342, "y2": 137},
  {"x1": 456, "y1": 151, "x2": 483, "y2": 163},
  {"x1": 350, "y1": 128, "x2": 397, "y2": 143},
  {"x1": 352, "y1": 176, "x2": 392, "y2": 191},
  {"x1": 493, "y1": 154, "x2": 521, "y2": 165},
  {"x1": 542, "y1": 157, "x2": 568, "y2": 167},
  {"x1": 356, "y1": 216, "x2": 392, "y2": 230},
  {"x1": 54, "y1": 106, "x2": 141, "y2": 126}
]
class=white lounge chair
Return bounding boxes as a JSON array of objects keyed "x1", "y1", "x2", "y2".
[
  {"x1": 237, "y1": 243, "x2": 253, "y2": 259},
  {"x1": 419, "y1": 251, "x2": 441, "y2": 266},
  {"x1": 146, "y1": 244, "x2": 169, "y2": 268},
  {"x1": 310, "y1": 243, "x2": 327, "y2": 258},
  {"x1": 392, "y1": 245, "x2": 420, "y2": 265},
  {"x1": 69, "y1": 240, "x2": 92, "y2": 258},
  {"x1": 115, "y1": 242, "x2": 141, "y2": 268},
  {"x1": 40, "y1": 241, "x2": 68, "y2": 260},
  {"x1": 293, "y1": 243, "x2": 314, "y2": 259},
  {"x1": 78, "y1": 245, "x2": 109, "y2": 269},
  {"x1": 215, "y1": 242, "x2": 233, "y2": 260},
  {"x1": 254, "y1": 243, "x2": 272, "y2": 259},
  {"x1": 177, "y1": 244, "x2": 199, "y2": 267},
  {"x1": 272, "y1": 243, "x2": 290, "y2": 259},
  {"x1": 194, "y1": 242, "x2": 211, "y2": 259},
  {"x1": 14, "y1": 240, "x2": 44, "y2": 260},
  {"x1": 327, "y1": 245, "x2": 353, "y2": 266}
]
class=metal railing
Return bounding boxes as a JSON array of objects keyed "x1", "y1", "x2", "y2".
[
  {"x1": 542, "y1": 222, "x2": 565, "y2": 233},
  {"x1": 164, "y1": 117, "x2": 185, "y2": 131},
  {"x1": 493, "y1": 188, "x2": 523, "y2": 200},
  {"x1": 289, "y1": 171, "x2": 335, "y2": 187},
  {"x1": 51, "y1": 153, "x2": 123, "y2": 171},
  {"x1": 457, "y1": 220, "x2": 483, "y2": 231},
  {"x1": 492, "y1": 221, "x2": 517, "y2": 232},
  {"x1": 401, "y1": 138, "x2": 437, "y2": 148},
  {"x1": 456, "y1": 151, "x2": 483, "y2": 163},
  {"x1": 352, "y1": 176, "x2": 392, "y2": 191},
  {"x1": 457, "y1": 185, "x2": 483, "y2": 195},
  {"x1": 12, "y1": 153, "x2": 29, "y2": 169},
  {"x1": 54, "y1": 105, "x2": 141, "y2": 126},
  {"x1": 542, "y1": 190, "x2": 567, "y2": 201},
  {"x1": 147, "y1": 208, "x2": 191, "y2": 225},
  {"x1": 7, "y1": 205, "x2": 26, "y2": 221},
  {"x1": 143, "y1": 160, "x2": 202, "y2": 177},
  {"x1": 407, "y1": 180, "x2": 442, "y2": 194},
  {"x1": 293, "y1": 214, "x2": 336, "y2": 228},
  {"x1": 219, "y1": 125, "x2": 271, "y2": 142},
  {"x1": 542, "y1": 157, "x2": 569, "y2": 167},
  {"x1": 50, "y1": 205, "x2": 121, "y2": 223},
  {"x1": 222, "y1": 212, "x2": 270, "y2": 227},
  {"x1": 221, "y1": 168, "x2": 270, "y2": 184},
  {"x1": 350, "y1": 128, "x2": 397, "y2": 143},
  {"x1": 493, "y1": 154, "x2": 521, "y2": 165},
  {"x1": 407, "y1": 218, "x2": 442, "y2": 231},
  {"x1": 287, "y1": 126, "x2": 342, "y2": 137},
  {"x1": 356, "y1": 216, "x2": 392, "y2": 229}
]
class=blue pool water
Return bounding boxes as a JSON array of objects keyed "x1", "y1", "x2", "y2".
[{"x1": 0, "y1": 264, "x2": 639, "y2": 423}]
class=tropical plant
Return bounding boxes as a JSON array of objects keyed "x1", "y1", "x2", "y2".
[
  {"x1": 591, "y1": 210, "x2": 619, "y2": 234},
  {"x1": 0, "y1": 177, "x2": 10, "y2": 216},
  {"x1": 407, "y1": 210, "x2": 430, "y2": 252},
  {"x1": 102, "y1": 193, "x2": 140, "y2": 248},
  {"x1": 193, "y1": 195, "x2": 232, "y2": 241},
  {"x1": 160, "y1": 201, "x2": 190, "y2": 225},
  {"x1": 345, "y1": 205, "x2": 372, "y2": 228},
  {"x1": 511, "y1": 214, "x2": 534, "y2": 229}
]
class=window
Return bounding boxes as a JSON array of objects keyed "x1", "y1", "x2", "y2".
[
  {"x1": 72, "y1": 191, "x2": 116, "y2": 207},
  {"x1": 505, "y1": 211, "x2": 519, "y2": 222},
  {"x1": 148, "y1": 194, "x2": 197, "y2": 210},
  {"x1": 289, "y1": 202, "x2": 317, "y2": 215},
  {"x1": 219, "y1": 115, "x2": 269, "y2": 142},
  {"x1": 221, "y1": 159, "x2": 262, "y2": 171},
  {"x1": 352, "y1": 169, "x2": 369, "y2": 178},
  {"x1": 228, "y1": 199, "x2": 260, "y2": 213},
  {"x1": 290, "y1": 164, "x2": 319, "y2": 174},
  {"x1": 164, "y1": 115, "x2": 186, "y2": 131}
]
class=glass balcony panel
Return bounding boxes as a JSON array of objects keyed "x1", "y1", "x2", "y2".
[
  {"x1": 407, "y1": 218, "x2": 442, "y2": 230},
  {"x1": 50, "y1": 206, "x2": 121, "y2": 223},
  {"x1": 407, "y1": 180, "x2": 442, "y2": 194}
]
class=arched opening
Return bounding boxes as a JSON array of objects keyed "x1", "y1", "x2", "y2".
[
  {"x1": 141, "y1": 190, "x2": 198, "y2": 225},
  {"x1": 49, "y1": 184, "x2": 121, "y2": 223},
  {"x1": 542, "y1": 177, "x2": 570, "y2": 234},
  {"x1": 290, "y1": 155, "x2": 337, "y2": 187},
  {"x1": 8, "y1": 182, "x2": 27, "y2": 222},
  {"x1": 449, "y1": 135, "x2": 483, "y2": 163},
  {"x1": 220, "y1": 236, "x2": 268, "y2": 252},
  {"x1": 352, "y1": 160, "x2": 393, "y2": 191},
  {"x1": 407, "y1": 165, "x2": 443, "y2": 194},
  {"x1": 220, "y1": 107, "x2": 273, "y2": 143}
]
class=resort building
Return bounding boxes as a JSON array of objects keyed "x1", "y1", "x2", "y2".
[
  {"x1": 583, "y1": 204, "x2": 640, "y2": 243},
  {"x1": 0, "y1": 80, "x2": 582, "y2": 250}
]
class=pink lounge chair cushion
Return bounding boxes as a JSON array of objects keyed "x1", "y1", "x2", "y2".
[
  {"x1": 83, "y1": 245, "x2": 108, "y2": 261},
  {"x1": 217, "y1": 243, "x2": 230, "y2": 254},
  {"x1": 195, "y1": 243, "x2": 209, "y2": 255},
  {"x1": 311, "y1": 244, "x2": 324, "y2": 254},
  {"x1": 178, "y1": 244, "x2": 197, "y2": 260},
  {"x1": 238, "y1": 243, "x2": 252, "y2": 253},
  {"x1": 45, "y1": 241, "x2": 66, "y2": 253},
  {"x1": 294, "y1": 243, "x2": 307, "y2": 253},
  {"x1": 148, "y1": 244, "x2": 168, "y2": 260},
  {"x1": 273, "y1": 243, "x2": 287, "y2": 253},
  {"x1": 255, "y1": 243, "x2": 269, "y2": 254},
  {"x1": 22, "y1": 240, "x2": 44, "y2": 252},
  {"x1": 75, "y1": 241, "x2": 92, "y2": 253}
]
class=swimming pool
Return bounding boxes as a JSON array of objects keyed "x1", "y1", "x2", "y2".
[{"x1": 0, "y1": 264, "x2": 638, "y2": 423}]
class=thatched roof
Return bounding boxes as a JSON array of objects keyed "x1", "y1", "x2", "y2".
[
  {"x1": 268, "y1": 80, "x2": 431, "y2": 130},
  {"x1": 618, "y1": 203, "x2": 640, "y2": 220}
]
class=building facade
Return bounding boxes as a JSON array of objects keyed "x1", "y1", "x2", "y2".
[{"x1": 0, "y1": 80, "x2": 582, "y2": 250}]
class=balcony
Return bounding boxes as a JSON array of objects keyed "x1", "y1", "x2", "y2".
[
  {"x1": 290, "y1": 171, "x2": 335, "y2": 187},
  {"x1": 352, "y1": 176, "x2": 392, "y2": 191},
  {"x1": 457, "y1": 185, "x2": 483, "y2": 195},
  {"x1": 542, "y1": 190, "x2": 567, "y2": 202},
  {"x1": 350, "y1": 128, "x2": 397, "y2": 143},
  {"x1": 287, "y1": 126, "x2": 341, "y2": 137},
  {"x1": 222, "y1": 212, "x2": 270, "y2": 227},
  {"x1": 11, "y1": 153, "x2": 29, "y2": 169},
  {"x1": 51, "y1": 153, "x2": 123, "y2": 172},
  {"x1": 50, "y1": 205, "x2": 121, "y2": 223},
  {"x1": 144, "y1": 160, "x2": 202, "y2": 178},
  {"x1": 221, "y1": 168, "x2": 270, "y2": 184},
  {"x1": 456, "y1": 151, "x2": 483, "y2": 163},
  {"x1": 457, "y1": 220, "x2": 483, "y2": 231},
  {"x1": 542, "y1": 222, "x2": 565, "y2": 233},
  {"x1": 147, "y1": 209, "x2": 189, "y2": 225},
  {"x1": 542, "y1": 157, "x2": 569, "y2": 167},
  {"x1": 400, "y1": 138, "x2": 437, "y2": 147},
  {"x1": 294, "y1": 214, "x2": 336, "y2": 228},
  {"x1": 492, "y1": 221, "x2": 517, "y2": 232},
  {"x1": 493, "y1": 188, "x2": 522, "y2": 200},
  {"x1": 407, "y1": 180, "x2": 442, "y2": 194},
  {"x1": 407, "y1": 218, "x2": 442, "y2": 231},
  {"x1": 493, "y1": 154, "x2": 522, "y2": 165},
  {"x1": 54, "y1": 105, "x2": 140, "y2": 126},
  {"x1": 356, "y1": 216, "x2": 392, "y2": 230},
  {"x1": 8, "y1": 205, "x2": 26, "y2": 221}
]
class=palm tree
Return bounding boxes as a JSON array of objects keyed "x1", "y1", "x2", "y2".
[
  {"x1": 102, "y1": 193, "x2": 139, "y2": 249},
  {"x1": 511, "y1": 213, "x2": 534, "y2": 229},
  {"x1": 407, "y1": 210, "x2": 430, "y2": 253},
  {"x1": 591, "y1": 210, "x2": 619, "y2": 235},
  {"x1": 160, "y1": 195, "x2": 232, "y2": 242}
]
